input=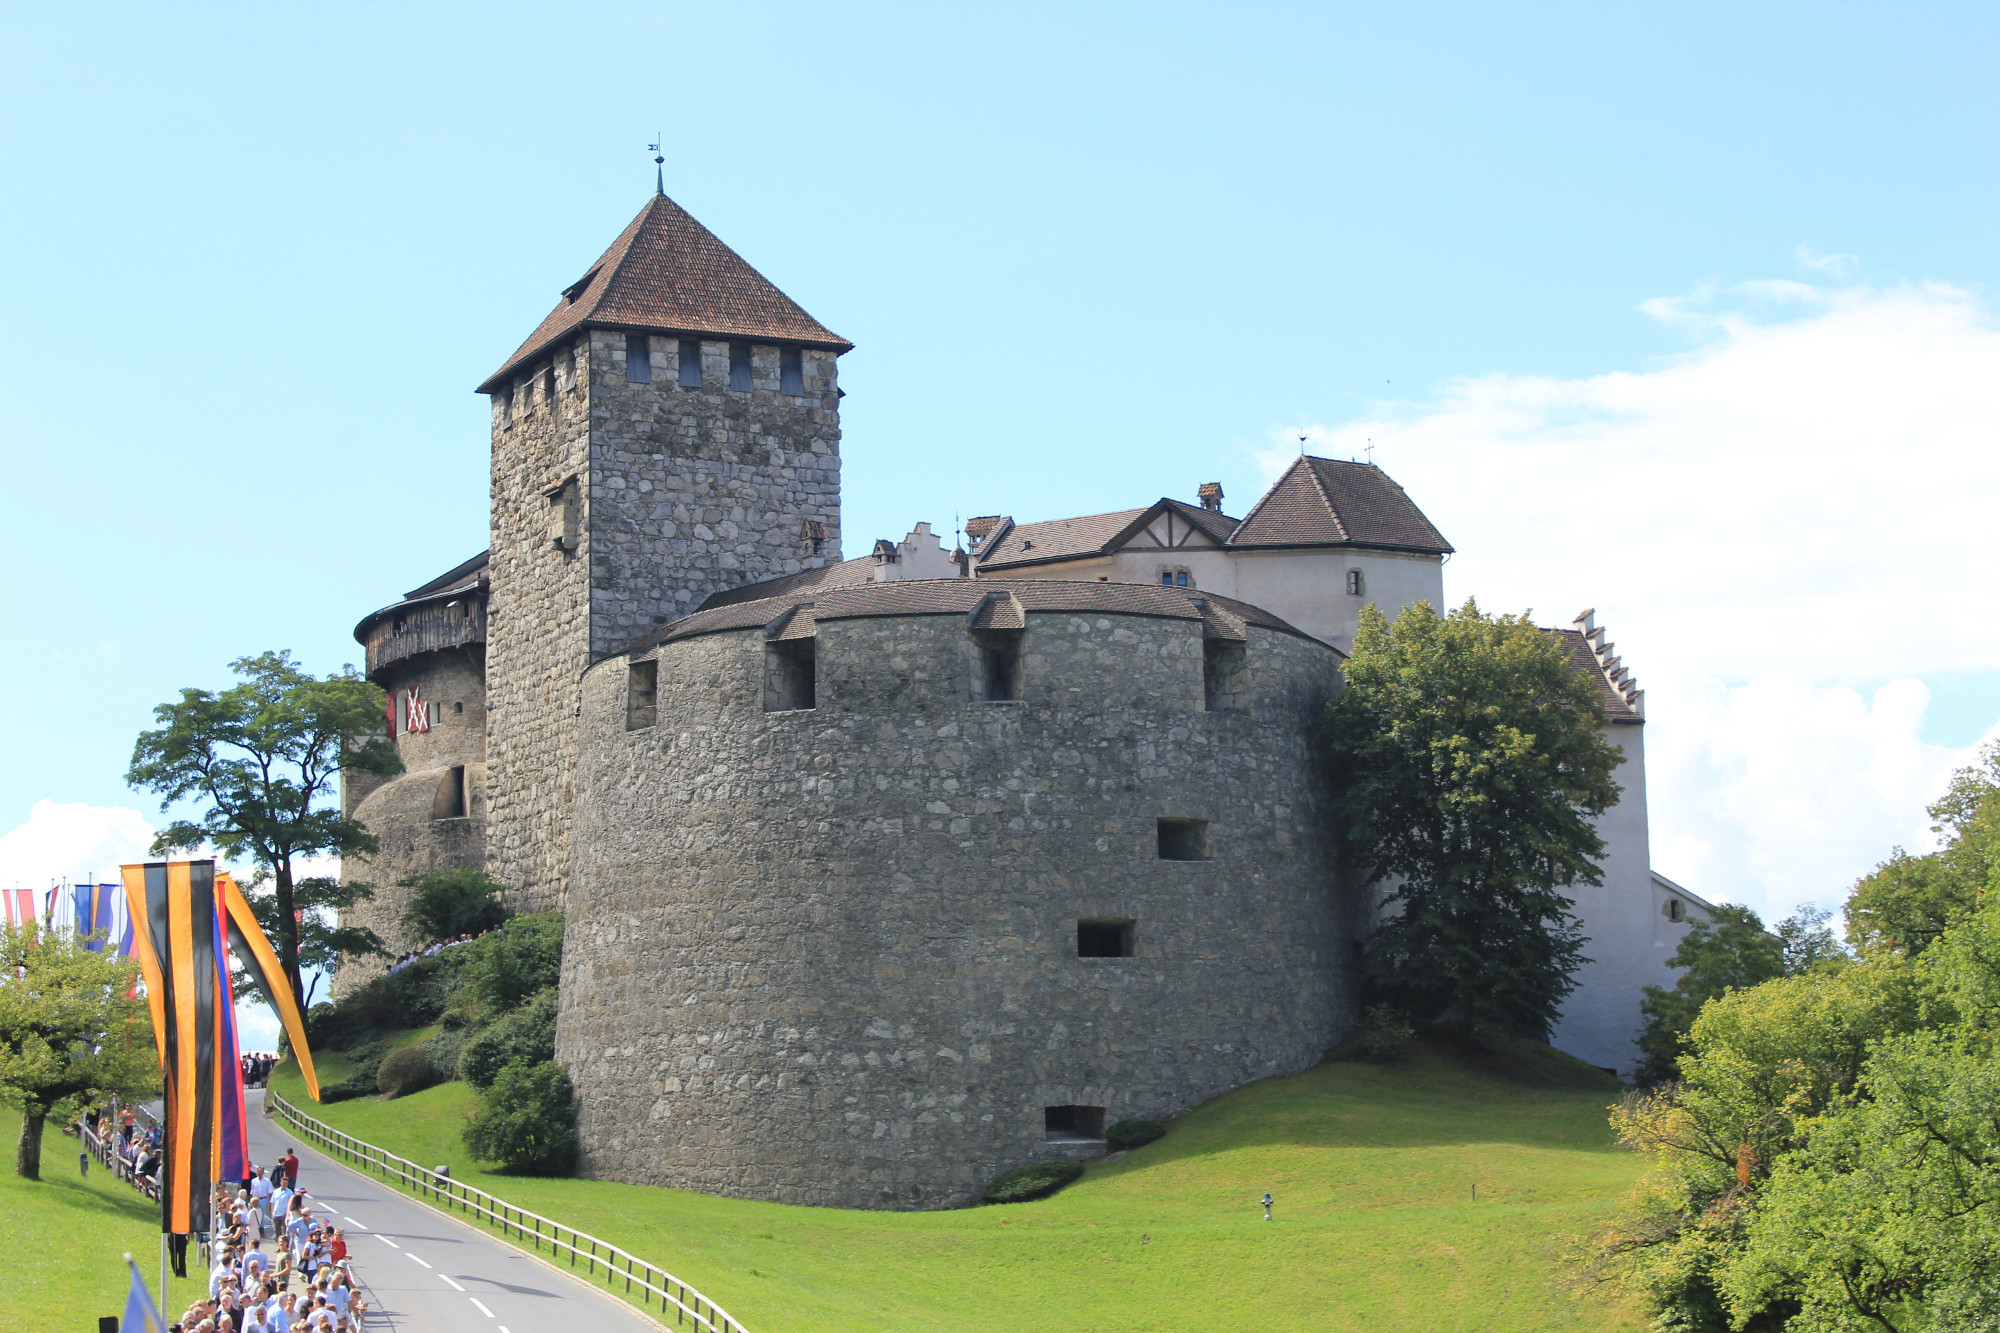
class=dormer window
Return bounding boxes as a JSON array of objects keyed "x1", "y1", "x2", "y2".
[
  {"x1": 1346, "y1": 569, "x2": 1365, "y2": 597},
  {"x1": 561, "y1": 268, "x2": 599, "y2": 305}
]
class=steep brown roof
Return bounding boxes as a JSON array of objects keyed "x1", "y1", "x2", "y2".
[
  {"x1": 1229, "y1": 456, "x2": 1452, "y2": 553},
  {"x1": 974, "y1": 499, "x2": 1241, "y2": 572},
  {"x1": 477, "y1": 193, "x2": 851, "y2": 393},
  {"x1": 626, "y1": 578, "x2": 1320, "y2": 657},
  {"x1": 1554, "y1": 629, "x2": 1643, "y2": 725},
  {"x1": 976, "y1": 508, "x2": 1147, "y2": 568}
]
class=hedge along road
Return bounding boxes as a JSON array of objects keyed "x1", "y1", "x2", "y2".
[{"x1": 246, "y1": 1089, "x2": 667, "y2": 1333}]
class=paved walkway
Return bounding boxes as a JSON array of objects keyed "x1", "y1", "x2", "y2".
[{"x1": 246, "y1": 1089, "x2": 664, "y2": 1333}]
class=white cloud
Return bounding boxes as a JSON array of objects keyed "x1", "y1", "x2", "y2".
[
  {"x1": 1797, "y1": 245, "x2": 1861, "y2": 279},
  {"x1": 0, "y1": 800, "x2": 158, "y2": 891},
  {"x1": 1264, "y1": 279, "x2": 2000, "y2": 921}
]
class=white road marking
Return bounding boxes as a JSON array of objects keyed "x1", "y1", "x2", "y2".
[
  {"x1": 470, "y1": 1298, "x2": 495, "y2": 1318},
  {"x1": 407, "y1": 1252, "x2": 433, "y2": 1269},
  {"x1": 377, "y1": 1235, "x2": 400, "y2": 1249},
  {"x1": 345, "y1": 1217, "x2": 366, "y2": 1228},
  {"x1": 498, "y1": 1327, "x2": 511, "y2": 1333},
  {"x1": 441, "y1": 1275, "x2": 466, "y2": 1291}
]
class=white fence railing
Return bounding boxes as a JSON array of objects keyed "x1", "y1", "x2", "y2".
[{"x1": 267, "y1": 1091, "x2": 748, "y2": 1333}]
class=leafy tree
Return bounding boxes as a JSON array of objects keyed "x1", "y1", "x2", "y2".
[
  {"x1": 1845, "y1": 742, "x2": 2000, "y2": 959},
  {"x1": 1590, "y1": 959, "x2": 1919, "y2": 1330},
  {"x1": 0, "y1": 923, "x2": 160, "y2": 1179},
  {"x1": 399, "y1": 869, "x2": 512, "y2": 948},
  {"x1": 128, "y1": 651, "x2": 400, "y2": 1004},
  {"x1": 1324, "y1": 599, "x2": 1624, "y2": 1038},
  {"x1": 1724, "y1": 897, "x2": 2000, "y2": 1330},
  {"x1": 463, "y1": 1059, "x2": 577, "y2": 1175},
  {"x1": 1777, "y1": 903, "x2": 1848, "y2": 976},
  {"x1": 1634, "y1": 907, "x2": 1786, "y2": 1085}
]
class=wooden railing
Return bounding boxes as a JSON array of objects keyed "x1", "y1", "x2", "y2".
[{"x1": 266, "y1": 1091, "x2": 746, "y2": 1333}]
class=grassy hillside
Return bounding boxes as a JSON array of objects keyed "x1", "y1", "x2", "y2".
[
  {"x1": 270, "y1": 1037, "x2": 1648, "y2": 1332},
  {"x1": 0, "y1": 1107, "x2": 166, "y2": 1328}
]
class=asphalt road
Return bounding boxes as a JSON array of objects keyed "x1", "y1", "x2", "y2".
[{"x1": 243, "y1": 1088, "x2": 664, "y2": 1333}]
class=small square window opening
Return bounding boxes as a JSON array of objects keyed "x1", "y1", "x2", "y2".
[
  {"x1": 1077, "y1": 919, "x2": 1135, "y2": 958},
  {"x1": 764, "y1": 639, "x2": 817, "y2": 712},
  {"x1": 1157, "y1": 817, "x2": 1211, "y2": 861},
  {"x1": 1044, "y1": 1106, "x2": 1107, "y2": 1143}
]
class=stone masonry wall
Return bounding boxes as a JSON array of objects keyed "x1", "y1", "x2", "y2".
[
  {"x1": 486, "y1": 333, "x2": 842, "y2": 913},
  {"x1": 586, "y1": 331, "x2": 842, "y2": 655},
  {"x1": 485, "y1": 339, "x2": 594, "y2": 913},
  {"x1": 558, "y1": 611, "x2": 1350, "y2": 1209},
  {"x1": 335, "y1": 648, "x2": 488, "y2": 997}
]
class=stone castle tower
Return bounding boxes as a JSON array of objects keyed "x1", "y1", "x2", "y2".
[{"x1": 474, "y1": 193, "x2": 851, "y2": 911}]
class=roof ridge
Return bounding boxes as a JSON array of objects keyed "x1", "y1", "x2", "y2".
[{"x1": 1299, "y1": 456, "x2": 1352, "y2": 542}]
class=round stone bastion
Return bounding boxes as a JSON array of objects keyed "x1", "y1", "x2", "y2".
[{"x1": 558, "y1": 578, "x2": 1353, "y2": 1210}]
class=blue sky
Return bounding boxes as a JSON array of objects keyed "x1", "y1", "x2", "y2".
[{"x1": 4, "y1": 3, "x2": 1998, "y2": 987}]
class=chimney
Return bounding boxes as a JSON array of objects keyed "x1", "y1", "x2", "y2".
[{"x1": 1197, "y1": 482, "x2": 1224, "y2": 512}]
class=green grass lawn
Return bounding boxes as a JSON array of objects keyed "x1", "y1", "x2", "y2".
[
  {"x1": 0, "y1": 1107, "x2": 170, "y2": 1329},
  {"x1": 270, "y1": 1037, "x2": 1650, "y2": 1332}
]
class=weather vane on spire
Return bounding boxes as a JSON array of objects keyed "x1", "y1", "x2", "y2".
[{"x1": 648, "y1": 134, "x2": 664, "y2": 196}]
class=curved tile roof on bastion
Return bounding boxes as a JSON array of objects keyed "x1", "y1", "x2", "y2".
[
  {"x1": 616, "y1": 577, "x2": 1323, "y2": 661},
  {"x1": 477, "y1": 193, "x2": 851, "y2": 394}
]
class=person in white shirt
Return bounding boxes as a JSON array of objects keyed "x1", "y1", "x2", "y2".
[
  {"x1": 244, "y1": 1240, "x2": 268, "y2": 1280},
  {"x1": 272, "y1": 1184, "x2": 295, "y2": 1221},
  {"x1": 250, "y1": 1168, "x2": 273, "y2": 1219}
]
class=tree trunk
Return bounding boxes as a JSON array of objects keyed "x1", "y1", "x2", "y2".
[
  {"x1": 15, "y1": 1107, "x2": 44, "y2": 1180},
  {"x1": 275, "y1": 857, "x2": 304, "y2": 1007}
]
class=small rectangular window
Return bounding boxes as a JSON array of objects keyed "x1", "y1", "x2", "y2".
[
  {"x1": 974, "y1": 629, "x2": 1023, "y2": 702},
  {"x1": 1160, "y1": 571, "x2": 1173, "y2": 585},
  {"x1": 1346, "y1": 569, "x2": 1365, "y2": 596},
  {"x1": 454, "y1": 700, "x2": 464, "y2": 714},
  {"x1": 627, "y1": 659, "x2": 658, "y2": 731},
  {"x1": 1044, "y1": 1106, "x2": 1106, "y2": 1143},
  {"x1": 679, "y1": 338, "x2": 702, "y2": 387},
  {"x1": 764, "y1": 639, "x2": 817, "y2": 712},
  {"x1": 730, "y1": 342, "x2": 753, "y2": 391},
  {"x1": 541, "y1": 365, "x2": 556, "y2": 411},
  {"x1": 1176, "y1": 571, "x2": 1189, "y2": 587},
  {"x1": 780, "y1": 347, "x2": 804, "y2": 395},
  {"x1": 428, "y1": 701, "x2": 441, "y2": 727},
  {"x1": 496, "y1": 391, "x2": 512, "y2": 430},
  {"x1": 1157, "y1": 818, "x2": 1211, "y2": 861},
  {"x1": 626, "y1": 334, "x2": 652, "y2": 383},
  {"x1": 1203, "y1": 640, "x2": 1247, "y2": 713},
  {"x1": 1077, "y1": 919, "x2": 1135, "y2": 958}
]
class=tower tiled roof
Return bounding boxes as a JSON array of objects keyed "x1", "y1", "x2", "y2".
[
  {"x1": 477, "y1": 193, "x2": 851, "y2": 393},
  {"x1": 1228, "y1": 456, "x2": 1452, "y2": 553}
]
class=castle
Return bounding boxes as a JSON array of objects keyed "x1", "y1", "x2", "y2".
[{"x1": 338, "y1": 190, "x2": 1715, "y2": 1209}]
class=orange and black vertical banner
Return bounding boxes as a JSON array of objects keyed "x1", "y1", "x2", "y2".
[
  {"x1": 216, "y1": 872, "x2": 319, "y2": 1101},
  {"x1": 120, "y1": 860, "x2": 217, "y2": 1235}
]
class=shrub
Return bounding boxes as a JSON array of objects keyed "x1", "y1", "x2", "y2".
[
  {"x1": 425, "y1": 1029, "x2": 467, "y2": 1085},
  {"x1": 466, "y1": 914, "x2": 564, "y2": 1012},
  {"x1": 1336, "y1": 1005, "x2": 1415, "y2": 1064},
  {"x1": 400, "y1": 869, "x2": 513, "y2": 948},
  {"x1": 458, "y1": 987, "x2": 559, "y2": 1090},
  {"x1": 1106, "y1": 1118, "x2": 1165, "y2": 1150},
  {"x1": 463, "y1": 1060, "x2": 578, "y2": 1175},
  {"x1": 376, "y1": 1044, "x2": 435, "y2": 1099},
  {"x1": 982, "y1": 1159, "x2": 1083, "y2": 1204}
]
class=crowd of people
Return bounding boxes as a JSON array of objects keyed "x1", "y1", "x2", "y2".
[
  {"x1": 384, "y1": 926, "x2": 497, "y2": 975},
  {"x1": 79, "y1": 1103, "x2": 373, "y2": 1332},
  {"x1": 175, "y1": 1152, "x2": 371, "y2": 1333},
  {"x1": 241, "y1": 1052, "x2": 278, "y2": 1086}
]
